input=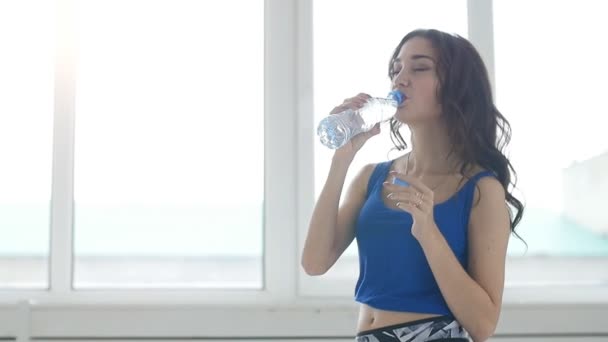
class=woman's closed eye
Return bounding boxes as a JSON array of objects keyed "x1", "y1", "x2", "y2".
[
  {"x1": 412, "y1": 67, "x2": 430, "y2": 72},
  {"x1": 392, "y1": 67, "x2": 430, "y2": 77}
]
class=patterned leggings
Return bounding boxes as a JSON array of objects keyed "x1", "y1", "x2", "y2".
[{"x1": 355, "y1": 315, "x2": 470, "y2": 342}]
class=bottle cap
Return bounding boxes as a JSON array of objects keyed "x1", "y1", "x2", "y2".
[
  {"x1": 388, "y1": 90, "x2": 405, "y2": 105},
  {"x1": 392, "y1": 177, "x2": 409, "y2": 187}
]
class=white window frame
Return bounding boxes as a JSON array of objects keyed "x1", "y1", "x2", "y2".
[{"x1": 0, "y1": 0, "x2": 606, "y2": 339}]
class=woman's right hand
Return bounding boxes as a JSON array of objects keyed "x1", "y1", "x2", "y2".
[{"x1": 331, "y1": 93, "x2": 381, "y2": 159}]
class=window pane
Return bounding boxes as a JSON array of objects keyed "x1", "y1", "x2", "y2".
[
  {"x1": 495, "y1": 0, "x2": 608, "y2": 256},
  {"x1": 311, "y1": 0, "x2": 468, "y2": 286},
  {"x1": 495, "y1": 1, "x2": 608, "y2": 284},
  {"x1": 73, "y1": 0, "x2": 264, "y2": 289},
  {"x1": 0, "y1": 1, "x2": 54, "y2": 289}
]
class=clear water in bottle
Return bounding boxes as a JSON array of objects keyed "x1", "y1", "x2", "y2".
[{"x1": 317, "y1": 90, "x2": 405, "y2": 149}]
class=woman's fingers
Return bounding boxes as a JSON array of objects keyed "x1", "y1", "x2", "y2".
[
  {"x1": 383, "y1": 181, "x2": 433, "y2": 210},
  {"x1": 386, "y1": 190, "x2": 431, "y2": 205},
  {"x1": 388, "y1": 172, "x2": 434, "y2": 199},
  {"x1": 329, "y1": 93, "x2": 371, "y2": 114}
]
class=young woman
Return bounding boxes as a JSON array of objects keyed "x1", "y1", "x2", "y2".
[{"x1": 302, "y1": 29, "x2": 525, "y2": 342}]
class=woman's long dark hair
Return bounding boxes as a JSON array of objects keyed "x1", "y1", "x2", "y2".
[{"x1": 388, "y1": 29, "x2": 525, "y2": 241}]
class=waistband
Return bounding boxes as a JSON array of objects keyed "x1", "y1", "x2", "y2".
[{"x1": 356, "y1": 315, "x2": 469, "y2": 341}]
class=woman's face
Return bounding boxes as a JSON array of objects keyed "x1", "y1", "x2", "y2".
[{"x1": 391, "y1": 36, "x2": 442, "y2": 124}]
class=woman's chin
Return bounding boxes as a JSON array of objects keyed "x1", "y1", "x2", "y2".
[
  {"x1": 394, "y1": 111, "x2": 414, "y2": 124},
  {"x1": 394, "y1": 109, "x2": 441, "y2": 125}
]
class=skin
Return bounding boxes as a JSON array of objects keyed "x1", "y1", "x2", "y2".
[{"x1": 302, "y1": 37, "x2": 511, "y2": 342}]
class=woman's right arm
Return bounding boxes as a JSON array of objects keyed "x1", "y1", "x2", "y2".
[
  {"x1": 301, "y1": 156, "x2": 375, "y2": 275},
  {"x1": 301, "y1": 93, "x2": 378, "y2": 276}
]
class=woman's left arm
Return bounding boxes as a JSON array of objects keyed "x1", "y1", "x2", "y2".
[
  {"x1": 387, "y1": 172, "x2": 511, "y2": 342},
  {"x1": 421, "y1": 177, "x2": 511, "y2": 342}
]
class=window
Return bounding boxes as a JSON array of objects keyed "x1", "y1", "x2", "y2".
[
  {"x1": 0, "y1": 0, "x2": 55, "y2": 289},
  {"x1": 72, "y1": 0, "x2": 264, "y2": 289},
  {"x1": 306, "y1": 0, "x2": 468, "y2": 295},
  {"x1": 304, "y1": 0, "x2": 608, "y2": 296},
  {"x1": 494, "y1": 0, "x2": 608, "y2": 286}
]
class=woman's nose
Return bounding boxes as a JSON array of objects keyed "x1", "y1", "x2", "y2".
[{"x1": 393, "y1": 72, "x2": 410, "y2": 88}]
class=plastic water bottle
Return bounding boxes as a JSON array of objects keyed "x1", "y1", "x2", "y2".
[{"x1": 317, "y1": 90, "x2": 405, "y2": 149}]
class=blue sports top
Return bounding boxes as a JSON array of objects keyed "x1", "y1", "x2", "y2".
[{"x1": 354, "y1": 159, "x2": 496, "y2": 315}]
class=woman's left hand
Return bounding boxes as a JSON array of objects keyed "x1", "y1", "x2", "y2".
[{"x1": 385, "y1": 171, "x2": 440, "y2": 242}]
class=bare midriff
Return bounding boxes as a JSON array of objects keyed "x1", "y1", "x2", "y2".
[{"x1": 357, "y1": 303, "x2": 442, "y2": 333}]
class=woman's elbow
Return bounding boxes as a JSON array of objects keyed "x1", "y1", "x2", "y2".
[
  {"x1": 301, "y1": 262, "x2": 328, "y2": 276},
  {"x1": 469, "y1": 314, "x2": 499, "y2": 342},
  {"x1": 300, "y1": 256, "x2": 329, "y2": 276},
  {"x1": 301, "y1": 245, "x2": 338, "y2": 276},
  {"x1": 470, "y1": 327, "x2": 495, "y2": 342}
]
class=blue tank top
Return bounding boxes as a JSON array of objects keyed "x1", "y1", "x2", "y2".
[{"x1": 354, "y1": 159, "x2": 496, "y2": 315}]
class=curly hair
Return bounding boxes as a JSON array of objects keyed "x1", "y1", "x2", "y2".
[{"x1": 388, "y1": 29, "x2": 525, "y2": 240}]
